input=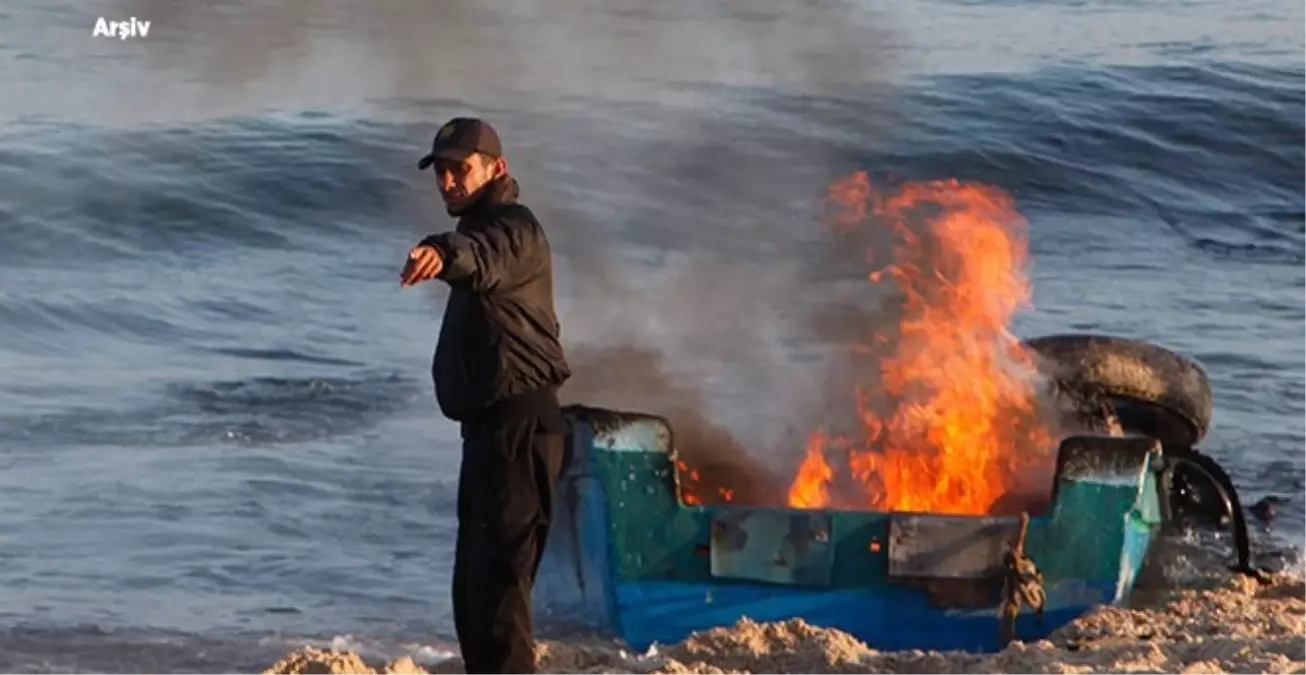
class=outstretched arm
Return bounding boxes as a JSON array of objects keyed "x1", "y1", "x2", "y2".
[{"x1": 404, "y1": 213, "x2": 548, "y2": 292}]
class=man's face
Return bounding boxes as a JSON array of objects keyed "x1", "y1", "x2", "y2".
[{"x1": 431, "y1": 152, "x2": 503, "y2": 209}]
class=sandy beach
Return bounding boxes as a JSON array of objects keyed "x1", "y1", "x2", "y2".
[{"x1": 263, "y1": 566, "x2": 1304, "y2": 675}]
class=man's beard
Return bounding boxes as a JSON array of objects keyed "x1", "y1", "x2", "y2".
[{"x1": 444, "y1": 178, "x2": 493, "y2": 216}]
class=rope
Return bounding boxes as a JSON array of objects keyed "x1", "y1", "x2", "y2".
[{"x1": 998, "y1": 511, "x2": 1045, "y2": 646}]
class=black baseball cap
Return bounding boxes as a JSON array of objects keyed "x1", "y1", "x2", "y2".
[{"x1": 417, "y1": 117, "x2": 503, "y2": 170}]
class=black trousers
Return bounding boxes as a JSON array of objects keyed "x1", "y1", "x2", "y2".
[{"x1": 451, "y1": 410, "x2": 566, "y2": 674}]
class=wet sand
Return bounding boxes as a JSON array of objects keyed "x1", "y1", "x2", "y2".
[{"x1": 263, "y1": 569, "x2": 1304, "y2": 675}]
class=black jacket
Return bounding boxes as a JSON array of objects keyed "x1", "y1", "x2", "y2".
[{"x1": 419, "y1": 175, "x2": 571, "y2": 424}]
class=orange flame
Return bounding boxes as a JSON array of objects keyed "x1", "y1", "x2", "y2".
[
  {"x1": 676, "y1": 460, "x2": 738, "y2": 505},
  {"x1": 787, "y1": 431, "x2": 835, "y2": 508},
  {"x1": 786, "y1": 172, "x2": 1055, "y2": 515}
]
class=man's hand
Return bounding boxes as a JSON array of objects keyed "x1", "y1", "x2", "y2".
[{"x1": 401, "y1": 244, "x2": 444, "y2": 287}]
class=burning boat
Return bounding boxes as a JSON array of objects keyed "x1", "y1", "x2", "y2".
[
  {"x1": 535, "y1": 337, "x2": 1255, "y2": 653},
  {"x1": 532, "y1": 174, "x2": 1257, "y2": 652}
]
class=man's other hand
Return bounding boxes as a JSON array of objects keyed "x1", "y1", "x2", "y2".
[{"x1": 401, "y1": 244, "x2": 444, "y2": 287}]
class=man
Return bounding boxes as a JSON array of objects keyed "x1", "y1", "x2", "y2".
[{"x1": 400, "y1": 117, "x2": 571, "y2": 674}]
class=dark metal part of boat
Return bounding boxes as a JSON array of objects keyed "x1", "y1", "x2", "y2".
[
  {"x1": 1158, "y1": 446, "x2": 1270, "y2": 583},
  {"x1": 1164, "y1": 450, "x2": 1234, "y2": 527}
]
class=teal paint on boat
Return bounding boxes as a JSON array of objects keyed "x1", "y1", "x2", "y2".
[{"x1": 531, "y1": 405, "x2": 1169, "y2": 653}]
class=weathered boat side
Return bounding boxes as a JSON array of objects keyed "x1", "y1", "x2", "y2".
[{"x1": 532, "y1": 405, "x2": 1165, "y2": 653}]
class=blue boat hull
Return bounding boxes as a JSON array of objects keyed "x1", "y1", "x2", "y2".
[{"x1": 613, "y1": 579, "x2": 1117, "y2": 653}]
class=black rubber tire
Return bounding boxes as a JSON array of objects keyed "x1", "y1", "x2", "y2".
[{"x1": 1021, "y1": 334, "x2": 1214, "y2": 446}]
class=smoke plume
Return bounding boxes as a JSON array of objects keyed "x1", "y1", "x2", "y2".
[
  {"x1": 96, "y1": 0, "x2": 900, "y2": 124},
  {"x1": 99, "y1": 0, "x2": 915, "y2": 500}
]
